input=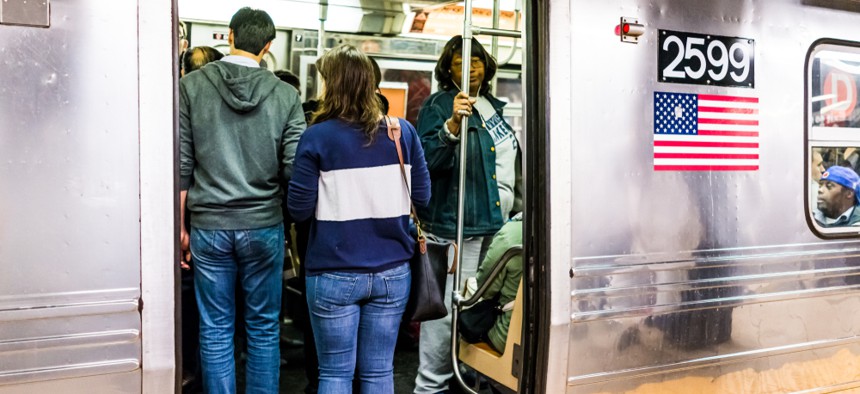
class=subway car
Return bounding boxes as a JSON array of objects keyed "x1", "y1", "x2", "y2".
[{"x1": 3, "y1": 0, "x2": 860, "y2": 393}]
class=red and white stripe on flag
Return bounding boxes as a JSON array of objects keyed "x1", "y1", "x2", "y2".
[{"x1": 653, "y1": 92, "x2": 759, "y2": 171}]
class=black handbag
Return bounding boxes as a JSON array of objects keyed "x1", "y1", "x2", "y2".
[
  {"x1": 404, "y1": 233, "x2": 454, "y2": 322},
  {"x1": 458, "y1": 298, "x2": 502, "y2": 344},
  {"x1": 387, "y1": 117, "x2": 456, "y2": 322}
]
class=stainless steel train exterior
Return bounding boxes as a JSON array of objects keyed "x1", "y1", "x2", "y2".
[
  {"x1": 5, "y1": 0, "x2": 860, "y2": 393},
  {"x1": 0, "y1": 0, "x2": 175, "y2": 393},
  {"x1": 537, "y1": 0, "x2": 860, "y2": 393}
]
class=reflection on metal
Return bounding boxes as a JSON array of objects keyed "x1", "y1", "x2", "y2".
[
  {"x1": 471, "y1": 26, "x2": 521, "y2": 38},
  {"x1": 569, "y1": 336, "x2": 860, "y2": 386},
  {"x1": 0, "y1": 330, "x2": 139, "y2": 353},
  {"x1": 0, "y1": 328, "x2": 140, "y2": 386},
  {"x1": 0, "y1": 370, "x2": 140, "y2": 394},
  {"x1": 0, "y1": 360, "x2": 140, "y2": 387},
  {"x1": 0, "y1": 0, "x2": 145, "y2": 391},
  {"x1": 0, "y1": 300, "x2": 139, "y2": 322},
  {"x1": 554, "y1": 0, "x2": 860, "y2": 392},
  {"x1": 0, "y1": 0, "x2": 49, "y2": 28},
  {"x1": 580, "y1": 345, "x2": 860, "y2": 392}
]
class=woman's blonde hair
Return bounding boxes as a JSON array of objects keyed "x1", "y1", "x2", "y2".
[{"x1": 311, "y1": 45, "x2": 383, "y2": 141}]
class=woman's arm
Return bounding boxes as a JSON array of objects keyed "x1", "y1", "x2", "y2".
[
  {"x1": 287, "y1": 131, "x2": 320, "y2": 222},
  {"x1": 404, "y1": 120, "x2": 432, "y2": 208}
]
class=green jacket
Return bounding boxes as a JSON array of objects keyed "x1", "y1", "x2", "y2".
[
  {"x1": 415, "y1": 89, "x2": 522, "y2": 238},
  {"x1": 475, "y1": 217, "x2": 523, "y2": 353},
  {"x1": 180, "y1": 60, "x2": 306, "y2": 230}
]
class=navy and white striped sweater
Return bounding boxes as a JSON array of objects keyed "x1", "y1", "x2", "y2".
[{"x1": 288, "y1": 118, "x2": 431, "y2": 275}]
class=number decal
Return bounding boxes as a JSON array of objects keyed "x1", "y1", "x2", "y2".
[
  {"x1": 684, "y1": 37, "x2": 706, "y2": 79},
  {"x1": 707, "y1": 40, "x2": 728, "y2": 81},
  {"x1": 658, "y1": 30, "x2": 755, "y2": 88},
  {"x1": 729, "y1": 42, "x2": 750, "y2": 82},
  {"x1": 662, "y1": 35, "x2": 685, "y2": 79}
]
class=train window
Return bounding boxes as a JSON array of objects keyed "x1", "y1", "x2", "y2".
[
  {"x1": 496, "y1": 72, "x2": 523, "y2": 136},
  {"x1": 807, "y1": 41, "x2": 860, "y2": 235}
]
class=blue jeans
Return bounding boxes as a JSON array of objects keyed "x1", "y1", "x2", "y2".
[
  {"x1": 191, "y1": 223, "x2": 284, "y2": 394},
  {"x1": 306, "y1": 263, "x2": 411, "y2": 394}
]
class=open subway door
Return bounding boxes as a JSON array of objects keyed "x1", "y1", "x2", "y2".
[
  {"x1": 0, "y1": 1, "x2": 176, "y2": 393},
  {"x1": 448, "y1": 1, "x2": 529, "y2": 392}
]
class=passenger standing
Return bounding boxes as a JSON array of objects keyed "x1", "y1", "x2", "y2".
[
  {"x1": 179, "y1": 7, "x2": 306, "y2": 394},
  {"x1": 182, "y1": 46, "x2": 224, "y2": 77},
  {"x1": 178, "y1": 45, "x2": 223, "y2": 394},
  {"x1": 288, "y1": 45, "x2": 431, "y2": 394},
  {"x1": 413, "y1": 36, "x2": 521, "y2": 394}
]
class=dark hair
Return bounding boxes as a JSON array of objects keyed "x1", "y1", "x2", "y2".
[
  {"x1": 229, "y1": 7, "x2": 276, "y2": 56},
  {"x1": 368, "y1": 56, "x2": 382, "y2": 88},
  {"x1": 312, "y1": 45, "x2": 383, "y2": 141},
  {"x1": 367, "y1": 57, "x2": 388, "y2": 114},
  {"x1": 181, "y1": 46, "x2": 224, "y2": 75},
  {"x1": 434, "y1": 35, "x2": 497, "y2": 95},
  {"x1": 274, "y1": 70, "x2": 301, "y2": 91}
]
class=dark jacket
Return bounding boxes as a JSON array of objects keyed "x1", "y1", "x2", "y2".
[
  {"x1": 415, "y1": 89, "x2": 521, "y2": 238},
  {"x1": 814, "y1": 205, "x2": 860, "y2": 227},
  {"x1": 180, "y1": 60, "x2": 306, "y2": 230}
]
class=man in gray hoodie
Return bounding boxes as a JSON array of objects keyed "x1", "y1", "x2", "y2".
[{"x1": 179, "y1": 7, "x2": 306, "y2": 394}]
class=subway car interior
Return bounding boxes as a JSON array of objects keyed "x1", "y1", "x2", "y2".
[{"x1": 178, "y1": 1, "x2": 527, "y2": 393}]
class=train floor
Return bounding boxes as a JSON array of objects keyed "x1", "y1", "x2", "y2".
[{"x1": 184, "y1": 320, "x2": 494, "y2": 394}]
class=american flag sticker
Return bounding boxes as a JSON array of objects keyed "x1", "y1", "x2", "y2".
[{"x1": 653, "y1": 92, "x2": 759, "y2": 171}]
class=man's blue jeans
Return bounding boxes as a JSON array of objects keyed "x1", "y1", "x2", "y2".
[
  {"x1": 306, "y1": 263, "x2": 411, "y2": 394},
  {"x1": 191, "y1": 223, "x2": 284, "y2": 394}
]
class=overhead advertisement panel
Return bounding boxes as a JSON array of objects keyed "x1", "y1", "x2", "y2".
[{"x1": 811, "y1": 51, "x2": 860, "y2": 128}]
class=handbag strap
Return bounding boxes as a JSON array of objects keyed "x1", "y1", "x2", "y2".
[{"x1": 386, "y1": 116, "x2": 458, "y2": 274}]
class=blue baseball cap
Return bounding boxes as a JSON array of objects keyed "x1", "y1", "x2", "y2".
[{"x1": 821, "y1": 166, "x2": 860, "y2": 202}]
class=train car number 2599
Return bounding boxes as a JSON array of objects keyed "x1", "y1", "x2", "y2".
[{"x1": 658, "y1": 30, "x2": 755, "y2": 88}]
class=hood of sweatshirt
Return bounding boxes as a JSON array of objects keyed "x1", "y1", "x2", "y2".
[{"x1": 201, "y1": 60, "x2": 280, "y2": 113}]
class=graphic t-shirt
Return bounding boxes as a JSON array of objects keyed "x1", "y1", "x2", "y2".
[{"x1": 474, "y1": 96, "x2": 518, "y2": 219}]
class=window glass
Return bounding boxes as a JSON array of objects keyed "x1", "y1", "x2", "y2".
[
  {"x1": 807, "y1": 42, "x2": 860, "y2": 235},
  {"x1": 810, "y1": 146, "x2": 860, "y2": 229},
  {"x1": 496, "y1": 75, "x2": 523, "y2": 136},
  {"x1": 810, "y1": 51, "x2": 860, "y2": 129}
]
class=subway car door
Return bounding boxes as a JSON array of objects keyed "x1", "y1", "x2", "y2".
[{"x1": 0, "y1": 1, "x2": 176, "y2": 393}]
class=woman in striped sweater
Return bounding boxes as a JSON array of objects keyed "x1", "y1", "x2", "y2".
[{"x1": 287, "y1": 45, "x2": 431, "y2": 394}]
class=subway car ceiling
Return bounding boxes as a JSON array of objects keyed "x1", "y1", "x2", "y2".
[{"x1": 179, "y1": 0, "x2": 523, "y2": 64}]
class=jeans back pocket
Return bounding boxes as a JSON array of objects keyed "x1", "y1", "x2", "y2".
[{"x1": 312, "y1": 273, "x2": 360, "y2": 311}]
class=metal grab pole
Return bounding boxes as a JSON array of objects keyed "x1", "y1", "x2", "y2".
[
  {"x1": 450, "y1": 0, "x2": 478, "y2": 393},
  {"x1": 316, "y1": 1, "x2": 327, "y2": 95},
  {"x1": 490, "y1": 0, "x2": 500, "y2": 96}
]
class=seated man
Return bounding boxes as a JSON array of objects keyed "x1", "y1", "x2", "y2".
[
  {"x1": 815, "y1": 166, "x2": 860, "y2": 227},
  {"x1": 474, "y1": 214, "x2": 523, "y2": 354}
]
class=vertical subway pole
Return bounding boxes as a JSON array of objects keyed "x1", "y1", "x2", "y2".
[
  {"x1": 491, "y1": 0, "x2": 501, "y2": 96},
  {"x1": 316, "y1": 1, "x2": 328, "y2": 94},
  {"x1": 450, "y1": 0, "x2": 478, "y2": 393},
  {"x1": 454, "y1": 0, "x2": 473, "y2": 306}
]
